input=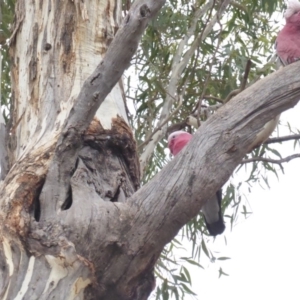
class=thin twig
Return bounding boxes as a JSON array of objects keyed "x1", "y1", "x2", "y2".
[
  {"x1": 230, "y1": 1, "x2": 247, "y2": 11},
  {"x1": 264, "y1": 134, "x2": 300, "y2": 145},
  {"x1": 138, "y1": 94, "x2": 183, "y2": 150},
  {"x1": 224, "y1": 59, "x2": 252, "y2": 103},
  {"x1": 242, "y1": 154, "x2": 300, "y2": 165},
  {"x1": 192, "y1": 7, "x2": 223, "y2": 126},
  {"x1": 139, "y1": 0, "x2": 232, "y2": 172},
  {"x1": 203, "y1": 95, "x2": 224, "y2": 103},
  {"x1": 166, "y1": 121, "x2": 189, "y2": 135}
]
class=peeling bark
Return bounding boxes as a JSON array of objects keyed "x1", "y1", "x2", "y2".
[
  {"x1": 1, "y1": 0, "x2": 165, "y2": 299},
  {"x1": 0, "y1": 47, "x2": 8, "y2": 180},
  {"x1": 0, "y1": 114, "x2": 7, "y2": 180},
  {"x1": 1, "y1": 0, "x2": 300, "y2": 300},
  {"x1": 8, "y1": 0, "x2": 126, "y2": 166}
]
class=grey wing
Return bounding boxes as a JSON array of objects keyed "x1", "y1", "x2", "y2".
[{"x1": 202, "y1": 189, "x2": 225, "y2": 236}]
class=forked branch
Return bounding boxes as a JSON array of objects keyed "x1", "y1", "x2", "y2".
[{"x1": 40, "y1": 0, "x2": 167, "y2": 217}]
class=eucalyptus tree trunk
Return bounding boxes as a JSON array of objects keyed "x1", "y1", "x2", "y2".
[
  {"x1": 1, "y1": 0, "x2": 300, "y2": 300},
  {"x1": 0, "y1": 0, "x2": 152, "y2": 299}
]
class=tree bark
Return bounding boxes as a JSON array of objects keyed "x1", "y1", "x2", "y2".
[
  {"x1": 1, "y1": 0, "x2": 164, "y2": 299},
  {"x1": 0, "y1": 108, "x2": 7, "y2": 180},
  {"x1": 0, "y1": 48, "x2": 8, "y2": 180},
  {"x1": 1, "y1": 1, "x2": 300, "y2": 300}
]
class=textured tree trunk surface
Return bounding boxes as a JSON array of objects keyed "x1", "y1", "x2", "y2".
[
  {"x1": 0, "y1": 0, "x2": 149, "y2": 299},
  {"x1": 1, "y1": 0, "x2": 300, "y2": 300}
]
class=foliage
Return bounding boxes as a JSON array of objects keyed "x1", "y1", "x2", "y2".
[
  {"x1": 1, "y1": 0, "x2": 298, "y2": 299},
  {"x1": 124, "y1": 0, "x2": 291, "y2": 298},
  {"x1": 0, "y1": 0, "x2": 14, "y2": 122}
]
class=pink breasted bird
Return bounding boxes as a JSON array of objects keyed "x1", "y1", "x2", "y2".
[
  {"x1": 168, "y1": 131, "x2": 225, "y2": 236},
  {"x1": 276, "y1": 0, "x2": 300, "y2": 65}
]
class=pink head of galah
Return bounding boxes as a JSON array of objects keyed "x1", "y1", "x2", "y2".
[
  {"x1": 168, "y1": 131, "x2": 192, "y2": 156},
  {"x1": 276, "y1": 0, "x2": 300, "y2": 65},
  {"x1": 284, "y1": 0, "x2": 300, "y2": 23}
]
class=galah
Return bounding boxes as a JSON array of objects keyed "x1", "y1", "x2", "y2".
[
  {"x1": 168, "y1": 131, "x2": 225, "y2": 236},
  {"x1": 276, "y1": 0, "x2": 300, "y2": 65},
  {"x1": 249, "y1": 1, "x2": 300, "y2": 149}
]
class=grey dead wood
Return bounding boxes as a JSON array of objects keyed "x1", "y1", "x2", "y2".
[
  {"x1": 265, "y1": 133, "x2": 300, "y2": 144},
  {"x1": 127, "y1": 62, "x2": 300, "y2": 250},
  {"x1": 1, "y1": 0, "x2": 300, "y2": 300},
  {"x1": 35, "y1": 0, "x2": 166, "y2": 298},
  {"x1": 1, "y1": 1, "x2": 167, "y2": 300}
]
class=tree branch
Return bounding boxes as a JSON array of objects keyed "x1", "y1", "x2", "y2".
[
  {"x1": 186, "y1": 59, "x2": 252, "y2": 129},
  {"x1": 242, "y1": 154, "x2": 300, "y2": 165},
  {"x1": 0, "y1": 114, "x2": 7, "y2": 181},
  {"x1": 230, "y1": 1, "x2": 247, "y2": 12},
  {"x1": 187, "y1": 103, "x2": 222, "y2": 128},
  {"x1": 139, "y1": 0, "x2": 232, "y2": 172},
  {"x1": 139, "y1": 1, "x2": 216, "y2": 170},
  {"x1": 264, "y1": 134, "x2": 300, "y2": 145},
  {"x1": 138, "y1": 94, "x2": 182, "y2": 150},
  {"x1": 203, "y1": 95, "x2": 224, "y2": 103},
  {"x1": 0, "y1": 51, "x2": 7, "y2": 180},
  {"x1": 128, "y1": 62, "x2": 300, "y2": 257},
  {"x1": 194, "y1": 16, "x2": 223, "y2": 126},
  {"x1": 2, "y1": 2, "x2": 300, "y2": 298},
  {"x1": 40, "y1": 0, "x2": 167, "y2": 218},
  {"x1": 224, "y1": 59, "x2": 252, "y2": 103}
]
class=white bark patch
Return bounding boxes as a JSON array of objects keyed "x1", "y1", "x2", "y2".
[
  {"x1": 14, "y1": 256, "x2": 35, "y2": 300},
  {"x1": 0, "y1": 109, "x2": 4, "y2": 125},
  {"x1": 2, "y1": 282, "x2": 10, "y2": 300},
  {"x1": 96, "y1": 82, "x2": 128, "y2": 129},
  {"x1": 67, "y1": 277, "x2": 92, "y2": 300},
  {"x1": 2, "y1": 238, "x2": 13, "y2": 300},
  {"x1": 72, "y1": 0, "x2": 89, "y2": 21},
  {"x1": 2, "y1": 237, "x2": 14, "y2": 276},
  {"x1": 0, "y1": 120, "x2": 7, "y2": 179},
  {"x1": 43, "y1": 255, "x2": 69, "y2": 295},
  {"x1": 11, "y1": 0, "x2": 127, "y2": 162}
]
